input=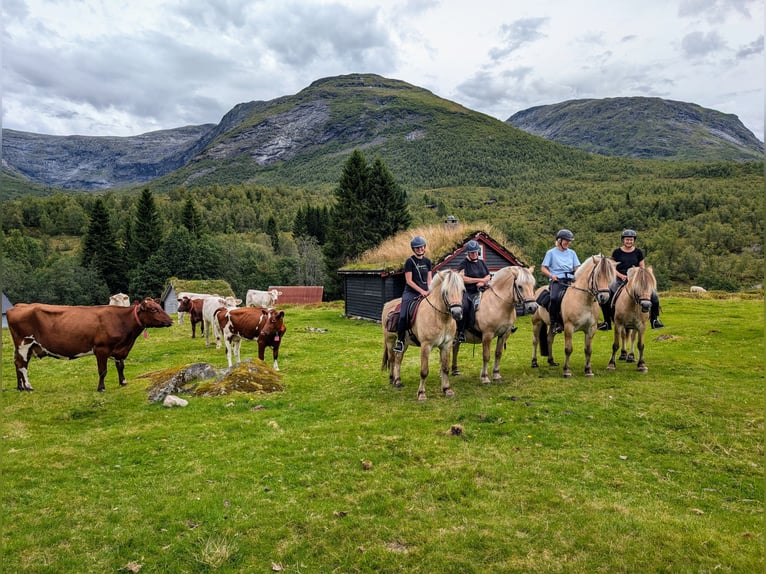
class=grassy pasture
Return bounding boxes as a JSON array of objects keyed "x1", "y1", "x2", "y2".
[{"x1": 1, "y1": 295, "x2": 763, "y2": 573}]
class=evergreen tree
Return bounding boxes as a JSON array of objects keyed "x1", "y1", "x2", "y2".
[
  {"x1": 267, "y1": 216, "x2": 280, "y2": 252},
  {"x1": 293, "y1": 205, "x2": 308, "y2": 238},
  {"x1": 81, "y1": 198, "x2": 126, "y2": 293},
  {"x1": 181, "y1": 197, "x2": 204, "y2": 237},
  {"x1": 367, "y1": 157, "x2": 411, "y2": 239},
  {"x1": 129, "y1": 189, "x2": 163, "y2": 266}
]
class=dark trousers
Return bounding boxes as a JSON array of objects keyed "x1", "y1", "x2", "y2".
[
  {"x1": 601, "y1": 282, "x2": 661, "y2": 327},
  {"x1": 458, "y1": 291, "x2": 478, "y2": 334},
  {"x1": 549, "y1": 280, "x2": 568, "y2": 327},
  {"x1": 397, "y1": 291, "x2": 419, "y2": 340}
]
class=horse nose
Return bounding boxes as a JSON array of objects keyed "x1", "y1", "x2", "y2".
[
  {"x1": 451, "y1": 307, "x2": 463, "y2": 321},
  {"x1": 641, "y1": 301, "x2": 652, "y2": 313},
  {"x1": 597, "y1": 292, "x2": 610, "y2": 305},
  {"x1": 527, "y1": 302, "x2": 538, "y2": 314}
]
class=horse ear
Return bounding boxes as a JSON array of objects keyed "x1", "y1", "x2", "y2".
[
  {"x1": 457, "y1": 269, "x2": 465, "y2": 276},
  {"x1": 527, "y1": 266, "x2": 535, "y2": 273}
]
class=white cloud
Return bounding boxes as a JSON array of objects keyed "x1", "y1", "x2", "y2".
[{"x1": 2, "y1": 0, "x2": 762, "y2": 141}]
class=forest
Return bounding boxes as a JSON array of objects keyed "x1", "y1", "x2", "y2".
[{"x1": 0, "y1": 153, "x2": 762, "y2": 306}]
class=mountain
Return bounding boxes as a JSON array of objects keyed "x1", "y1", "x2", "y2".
[
  {"x1": 506, "y1": 97, "x2": 763, "y2": 162},
  {"x1": 2, "y1": 76, "x2": 762, "y2": 198}
]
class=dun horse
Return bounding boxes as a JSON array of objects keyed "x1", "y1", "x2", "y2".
[
  {"x1": 531, "y1": 254, "x2": 615, "y2": 377},
  {"x1": 607, "y1": 266, "x2": 656, "y2": 373},
  {"x1": 381, "y1": 269, "x2": 465, "y2": 401},
  {"x1": 451, "y1": 266, "x2": 538, "y2": 384}
]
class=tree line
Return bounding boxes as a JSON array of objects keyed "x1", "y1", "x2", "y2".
[{"x1": 0, "y1": 150, "x2": 411, "y2": 305}]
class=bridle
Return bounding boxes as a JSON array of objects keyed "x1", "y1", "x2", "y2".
[
  {"x1": 423, "y1": 273, "x2": 463, "y2": 317},
  {"x1": 486, "y1": 271, "x2": 535, "y2": 308},
  {"x1": 569, "y1": 257, "x2": 611, "y2": 301}
]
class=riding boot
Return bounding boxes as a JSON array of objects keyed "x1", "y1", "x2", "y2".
[
  {"x1": 650, "y1": 292, "x2": 664, "y2": 329},
  {"x1": 598, "y1": 302, "x2": 612, "y2": 330},
  {"x1": 393, "y1": 331, "x2": 406, "y2": 353}
]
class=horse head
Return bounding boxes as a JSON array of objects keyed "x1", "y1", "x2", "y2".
[
  {"x1": 627, "y1": 266, "x2": 655, "y2": 313},
  {"x1": 576, "y1": 254, "x2": 615, "y2": 305},
  {"x1": 434, "y1": 269, "x2": 465, "y2": 321}
]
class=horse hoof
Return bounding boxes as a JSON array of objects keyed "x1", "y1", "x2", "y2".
[
  {"x1": 563, "y1": 371, "x2": 572, "y2": 378},
  {"x1": 393, "y1": 380, "x2": 403, "y2": 388},
  {"x1": 444, "y1": 389, "x2": 455, "y2": 398},
  {"x1": 549, "y1": 361, "x2": 559, "y2": 367},
  {"x1": 480, "y1": 378, "x2": 490, "y2": 385},
  {"x1": 492, "y1": 374, "x2": 502, "y2": 381},
  {"x1": 531, "y1": 360, "x2": 539, "y2": 368},
  {"x1": 607, "y1": 364, "x2": 616, "y2": 371},
  {"x1": 417, "y1": 392, "x2": 427, "y2": 402},
  {"x1": 451, "y1": 369, "x2": 461, "y2": 376},
  {"x1": 585, "y1": 371, "x2": 594, "y2": 377},
  {"x1": 638, "y1": 366, "x2": 648, "y2": 373}
]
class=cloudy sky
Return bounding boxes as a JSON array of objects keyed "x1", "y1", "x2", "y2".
[{"x1": 2, "y1": 0, "x2": 763, "y2": 141}]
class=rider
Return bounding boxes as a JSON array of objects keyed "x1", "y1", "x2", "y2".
[
  {"x1": 599, "y1": 229, "x2": 664, "y2": 330},
  {"x1": 393, "y1": 236, "x2": 432, "y2": 353},
  {"x1": 541, "y1": 229, "x2": 580, "y2": 334},
  {"x1": 456, "y1": 239, "x2": 491, "y2": 342}
]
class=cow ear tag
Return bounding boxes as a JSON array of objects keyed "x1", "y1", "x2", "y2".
[{"x1": 143, "y1": 330, "x2": 148, "y2": 339}]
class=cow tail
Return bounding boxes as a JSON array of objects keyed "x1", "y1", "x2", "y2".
[{"x1": 540, "y1": 323, "x2": 550, "y2": 356}]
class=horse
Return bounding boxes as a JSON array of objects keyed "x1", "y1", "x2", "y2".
[
  {"x1": 450, "y1": 266, "x2": 538, "y2": 384},
  {"x1": 607, "y1": 266, "x2": 656, "y2": 373},
  {"x1": 530, "y1": 254, "x2": 615, "y2": 377},
  {"x1": 381, "y1": 269, "x2": 465, "y2": 401}
]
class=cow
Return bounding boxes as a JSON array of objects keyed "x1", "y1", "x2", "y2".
[
  {"x1": 176, "y1": 292, "x2": 216, "y2": 324},
  {"x1": 216, "y1": 306, "x2": 286, "y2": 369},
  {"x1": 108, "y1": 293, "x2": 130, "y2": 307},
  {"x1": 7, "y1": 298, "x2": 173, "y2": 392},
  {"x1": 176, "y1": 296, "x2": 206, "y2": 338},
  {"x1": 690, "y1": 285, "x2": 707, "y2": 293},
  {"x1": 202, "y1": 296, "x2": 242, "y2": 348},
  {"x1": 246, "y1": 289, "x2": 282, "y2": 308}
]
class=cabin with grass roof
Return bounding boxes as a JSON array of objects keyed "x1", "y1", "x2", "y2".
[
  {"x1": 338, "y1": 222, "x2": 527, "y2": 321},
  {"x1": 160, "y1": 277, "x2": 237, "y2": 316}
]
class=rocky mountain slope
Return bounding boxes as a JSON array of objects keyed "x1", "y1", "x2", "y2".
[
  {"x1": 506, "y1": 97, "x2": 763, "y2": 162},
  {"x1": 2, "y1": 76, "x2": 762, "y2": 196}
]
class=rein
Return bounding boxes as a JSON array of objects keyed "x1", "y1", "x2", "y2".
[
  {"x1": 423, "y1": 275, "x2": 462, "y2": 317},
  {"x1": 487, "y1": 274, "x2": 533, "y2": 307},
  {"x1": 569, "y1": 258, "x2": 610, "y2": 301}
]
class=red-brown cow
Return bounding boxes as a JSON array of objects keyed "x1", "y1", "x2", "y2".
[
  {"x1": 7, "y1": 298, "x2": 173, "y2": 392},
  {"x1": 177, "y1": 296, "x2": 206, "y2": 338},
  {"x1": 216, "y1": 307, "x2": 286, "y2": 369}
]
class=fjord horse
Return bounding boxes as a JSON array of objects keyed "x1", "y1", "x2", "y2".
[
  {"x1": 381, "y1": 269, "x2": 465, "y2": 401},
  {"x1": 607, "y1": 266, "x2": 656, "y2": 373},
  {"x1": 451, "y1": 266, "x2": 538, "y2": 384},
  {"x1": 531, "y1": 255, "x2": 615, "y2": 377}
]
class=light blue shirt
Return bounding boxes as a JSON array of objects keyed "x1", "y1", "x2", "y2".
[{"x1": 542, "y1": 247, "x2": 580, "y2": 280}]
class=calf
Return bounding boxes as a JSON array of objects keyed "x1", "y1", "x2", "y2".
[
  {"x1": 246, "y1": 288, "x2": 282, "y2": 308},
  {"x1": 217, "y1": 307, "x2": 286, "y2": 368},
  {"x1": 176, "y1": 292, "x2": 215, "y2": 324},
  {"x1": 202, "y1": 296, "x2": 242, "y2": 348},
  {"x1": 7, "y1": 298, "x2": 173, "y2": 392},
  {"x1": 177, "y1": 296, "x2": 206, "y2": 338}
]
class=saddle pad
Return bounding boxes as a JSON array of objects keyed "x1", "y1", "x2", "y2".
[{"x1": 385, "y1": 310, "x2": 399, "y2": 333}]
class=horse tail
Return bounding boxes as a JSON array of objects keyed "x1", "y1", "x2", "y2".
[
  {"x1": 539, "y1": 322, "x2": 550, "y2": 356},
  {"x1": 381, "y1": 343, "x2": 390, "y2": 370}
]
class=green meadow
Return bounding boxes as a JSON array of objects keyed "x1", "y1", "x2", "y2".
[{"x1": 1, "y1": 294, "x2": 763, "y2": 573}]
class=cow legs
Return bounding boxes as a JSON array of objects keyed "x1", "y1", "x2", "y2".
[
  {"x1": 272, "y1": 347, "x2": 280, "y2": 371},
  {"x1": 13, "y1": 339, "x2": 36, "y2": 391},
  {"x1": 115, "y1": 358, "x2": 128, "y2": 386},
  {"x1": 96, "y1": 353, "x2": 109, "y2": 392}
]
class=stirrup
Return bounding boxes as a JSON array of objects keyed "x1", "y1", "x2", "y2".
[
  {"x1": 457, "y1": 332, "x2": 466, "y2": 343},
  {"x1": 393, "y1": 340, "x2": 405, "y2": 353},
  {"x1": 551, "y1": 323, "x2": 563, "y2": 334},
  {"x1": 597, "y1": 322, "x2": 610, "y2": 331},
  {"x1": 651, "y1": 319, "x2": 664, "y2": 329}
]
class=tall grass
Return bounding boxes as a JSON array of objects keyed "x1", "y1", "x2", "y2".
[{"x1": 1, "y1": 295, "x2": 763, "y2": 573}]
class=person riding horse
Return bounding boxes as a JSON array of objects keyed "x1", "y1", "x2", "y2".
[
  {"x1": 541, "y1": 229, "x2": 581, "y2": 335},
  {"x1": 599, "y1": 229, "x2": 664, "y2": 330},
  {"x1": 455, "y1": 240, "x2": 491, "y2": 343},
  {"x1": 394, "y1": 236, "x2": 433, "y2": 353}
]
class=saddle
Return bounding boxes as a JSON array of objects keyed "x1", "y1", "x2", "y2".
[{"x1": 384, "y1": 297, "x2": 424, "y2": 333}]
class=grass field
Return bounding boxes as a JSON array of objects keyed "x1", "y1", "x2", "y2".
[{"x1": 1, "y1": 294, "x2": 763, "y2": 573}]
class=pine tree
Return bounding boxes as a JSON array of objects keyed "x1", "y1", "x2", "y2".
[
  {"x1": 129, "y1": 189, "x2": 163, "y2": 266},
  {"x1": 181, "y1": 197, "x2": 204, "y2": 237},
  {"x1": 81, "y1": 198, "x2": 126, "y2": 293},
  {"x1": 367, "y1": 157, "x2": 411, "y2": 239},
  {"x1": 267, "y1": 216, "x2": 280, "y2": 253}
]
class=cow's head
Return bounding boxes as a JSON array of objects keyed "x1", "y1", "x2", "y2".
[
  {"x1": 136, "y1": 298, "x2": 173, "y2": 327},
  {"x1": 222, "y1": 296, "x2": 242, "y2": 307},
  {"x1": 269, "y1": 289, "x2": 282, "y2": 300},
  {"x1": 261, "y1": 309, "x2": 285, "y2": 337},
  {"x1": 177, "y1": 296, "x2": 193, "y2": 313}
]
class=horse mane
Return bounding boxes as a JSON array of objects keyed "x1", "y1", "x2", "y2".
[
  {"x1": 490, "y1": 265, "x2": 535, "y2": 288},
  {"x1": 429, "y1": 269, "x2": 463, "y2": 297},
  {"x1": 627, "y1": 266, "x2": 656, "y2": 292},
  {"x1": 574, "y1": 254, "x2": 614, "y2": 282}
]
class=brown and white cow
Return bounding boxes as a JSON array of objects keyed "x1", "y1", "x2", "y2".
[
  {"x1": 216, "y1": 307, "x2": 286, "y2": 369},
  {"x1": 176, "y1": 296, "x2": 206, "y2": 338},
  {"x1": 176, "y1": 292, "x2": 215, "y2": 324},
  {"x1": 203, "y1": 296, "x2": 241, "y2": 348},
  {"x1": 7, "y1": 298, "x2": 173, "y2": 392}
]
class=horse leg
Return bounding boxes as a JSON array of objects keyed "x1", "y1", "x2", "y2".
[
  {"x1": 562, "y1": 330, "x2": 573, "y2": 377},
  {"x1": 439, "y1": 345, "x2": 455, "y2": 398},
  {"x1": 548, "y1": 330, "x2": 558, "y2": 366},
  {"x1": 608, "y1": 328, "x2": 620, "y2": 370},
  {"x1": 583, "y1": 329, "x2": 595, "y2": 377},
  {"x1": 491, "y1": 334, "x2": 506, "y2": 381},
  {"x1": 636, "y1": 328, "x2": 648, "y2": 373},
  {"x1": 480, "y1": 336, "x2": 492, "y2": 384},
  {"x1": 392, "y1": 343, "x2": 404, "y2": 388},
  {"x1": 531, "y1": 322, "x2": 540, "y2": 368},
  {"x1": 626, "y1": 330, "x2": 636, "y2": 362},
  {"x1": 417, "y1": 346, "x2": 431, "y2": 401},
  {"x1": 451, "y1": 341, "x2": 461, "y2": 376}
]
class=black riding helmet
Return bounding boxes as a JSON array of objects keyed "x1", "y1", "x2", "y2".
[
  {"x1": 621, "y1": 229, "x2": 637, "y2": 239},
  {"x1": 556, "y1": 229, "x2": 574, "y2": 241}
]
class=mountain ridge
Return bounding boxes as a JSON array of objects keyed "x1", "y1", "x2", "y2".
[{"x1": 1, "y1": 74, "x2": 762, "y2": 197}]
